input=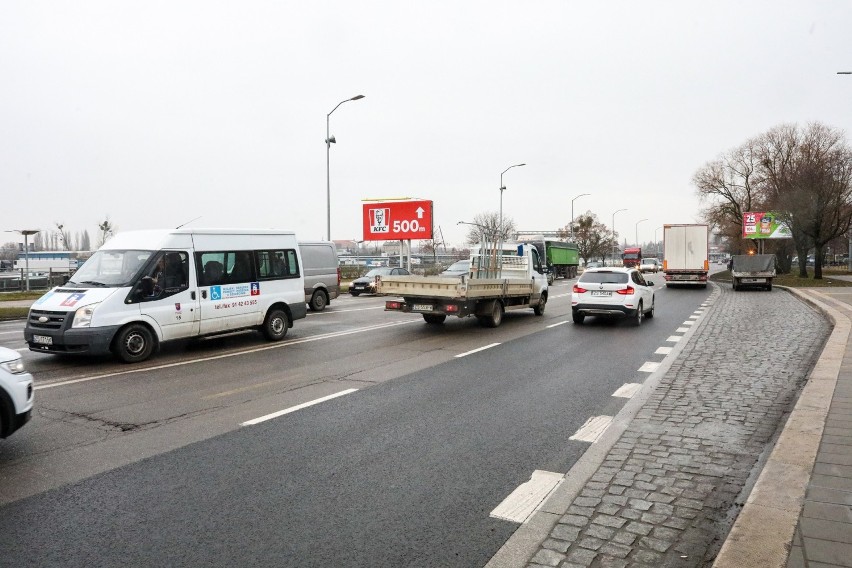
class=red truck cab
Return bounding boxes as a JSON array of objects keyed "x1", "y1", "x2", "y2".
[{"x1": 622, "y1": 247, "x2": 642, "y2": 268}]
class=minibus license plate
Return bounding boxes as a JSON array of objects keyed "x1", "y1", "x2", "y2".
[
  {"x1": 413, "y1": 304, "x2": 433, "y2": 311},
  {"x1": 33, "y1": 335, "x2": 53, "y2": 345},
  {"x1": 590, "y1": 291, "x2": 611, "y2": 297}
]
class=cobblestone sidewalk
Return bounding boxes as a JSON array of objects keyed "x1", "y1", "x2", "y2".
[{"x1": 526, "y1": 285, "x2": 831, "y2": 568}]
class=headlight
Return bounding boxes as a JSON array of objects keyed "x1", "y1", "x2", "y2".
[
  {"x1": 72, "y1": 303, "x2": 99, "y2": 328},
  {"x1": 0, "y1": 357, "x2": 25, "y2": 375}
]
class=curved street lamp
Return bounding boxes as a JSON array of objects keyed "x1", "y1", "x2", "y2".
[
  {"x1": 611, "y1": 209, "x2": 627, "y2": 266},
  {"x1": 571, "y1": 193, "x2": 590, "y2": 240},
  {"x1": 635, "y1": 218, "x2": 648, "y2": 247},
  {"x1": 326, "y1": 94, "x2": 365, "y2": 241},
  {"x1": 499, "y1": 163, "x2": 525, "y2": 243}
]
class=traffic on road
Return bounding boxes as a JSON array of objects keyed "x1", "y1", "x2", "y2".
[{"x1": 0, "y1": 271, "x2": 715, "y2": 566}]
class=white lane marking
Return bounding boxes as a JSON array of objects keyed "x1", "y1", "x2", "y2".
[
  {"x1": 240, "y1": 388, "x2": 358, "y2": 426},
  {"x1": 638, "y1": 362, "x2": 660, "y2": 373},
  {"x1": 14, "y1": 347, "x2": 29, "y2": 352},
  {"x1": 455, "y1": 343, "x2": 501, "y2": 358},
  {"x1": 551, "y1": 293, "x2": 572, "y2": 299},
  {"x1": 655, "y1": 346, "x2": 673, "y2": 355},
  {"x1": 688, "y1": 316, "x2": 700, "y2": 320},
  {"x1": 676, "y1": 327, "x2": 689, "y2": 333},
  {"x1": 569, "y1": 416, "x2": 613, "y2": 443},
  {"x1": 490, "y1": 470, "x2": 564, "y2": 524},
  {"x1": 666, "y1": 335, "x2": 682, "y2": 343},
  {"x1": 35, "y1": 320, "x2": 417, "y2": 391},
  {"x1": 307, "y1": 306, "x2": 384, "y2": 315},
  {"x1": 682, "y1": 321, "x2": 694, "y2": 326},
  {"x1": 612, "y1": 383, "x2": 642, "y2": 398},
  {"x1": 546, "y1": 321, "x2": 569, "y2": 328}
]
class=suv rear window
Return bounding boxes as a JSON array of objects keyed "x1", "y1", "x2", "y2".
[{"x1": 578, "y1": 271, "x2": 629, "y2": 284}]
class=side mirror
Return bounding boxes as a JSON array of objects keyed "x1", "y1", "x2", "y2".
[
  {"x1": 647, "y1": 281, "x2": 655, "y2": 287},
  {"x1": 141, "y1": 276, "x2": 155, "y2": 296}
]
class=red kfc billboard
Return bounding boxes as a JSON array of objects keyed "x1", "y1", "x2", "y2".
[{"x1": 362, "y1": 200, "x2": 433, "y2": 241}]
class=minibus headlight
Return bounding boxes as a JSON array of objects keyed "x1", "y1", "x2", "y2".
[{"x1": 72, "y1": 304, "x2": 99, "y2": 328}]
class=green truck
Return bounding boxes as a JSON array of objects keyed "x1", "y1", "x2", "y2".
[{"x1": 524, "y1": 239, "x2": 580, "y2": 283}]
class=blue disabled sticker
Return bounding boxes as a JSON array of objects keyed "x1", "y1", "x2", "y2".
[{"x1": 210, "y1": 286, "x2": 222, "y2": 300}]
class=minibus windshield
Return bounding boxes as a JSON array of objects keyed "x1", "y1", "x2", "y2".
[{"x1": 67, "y1": 250, "x2": 154, "y2": 288}]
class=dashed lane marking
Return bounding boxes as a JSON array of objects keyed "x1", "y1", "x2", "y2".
[
  {"x1": 682, "y1": 321, "x2": 694, "y2": 326},
  {"x1": 612, "y1": 383, "x2": 643, "y2": 398},
  {"x1": 490, "y1": 470, "x2": 564, "y2": 524},
  {"x1": 455, "y1": 343, "x2": 501, "y2": 358},
  {"x1": 655, "y1": 346, "x2": 673, "y2": 355},
  {"x1": 638, "y1": 362, "x2": 660, "y2": 373},
  {"x1": 546, "y1": 321, "x2": 569, "y2": 328},
  {"x1": 569, "y1": 416, "x2": 613, "y2": 443},
  {"x1": 676, "y1": 327, "x2": 689, "y2": 333},
  {"x1": 666, "y1": 335, "x2": 682, "y2": 343},
  {"x1": 240, "y1": 388, "x2": 358, "y2": 426}
]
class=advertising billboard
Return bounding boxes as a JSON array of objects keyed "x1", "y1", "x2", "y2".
[
  {"x1": 362, "y1": 200, "x2": 433, "y2": 241},
  {"x1": 742, "y1": 212, "x2": 792, "y2": 239}
]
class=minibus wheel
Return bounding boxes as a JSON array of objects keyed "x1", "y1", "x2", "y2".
[
  {"x1": 262, "y1": 309, "x2": 290, "y2": 341},
  {"x1": 309, "y1": 290, "x2": 328, "y2": 312},
  {"x1": 115, "y1": 323, "x2": 155, "y2": 363}
]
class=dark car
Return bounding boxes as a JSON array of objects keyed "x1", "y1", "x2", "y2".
[
  {"x1": 440, "y1": 260, "x2": 470, "y2": 278},
  {"x1": 349, "y1": 267, "x2": 410, "y2": 296}
]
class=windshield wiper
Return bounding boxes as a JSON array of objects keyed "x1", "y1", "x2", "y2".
[{"x1": 77, "y1": 280, "x2": 109, "y2": 287}]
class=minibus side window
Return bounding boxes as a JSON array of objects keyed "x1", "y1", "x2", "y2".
[
  {"x1": 196, "y1": 251, "x2": 256, "y2": 286},
  {"x1": 256, "y1": 249, "x2": 300, "y2": 280},
  {"x1": 134, "y1": 251, "x2": 190, "y2": 302}
]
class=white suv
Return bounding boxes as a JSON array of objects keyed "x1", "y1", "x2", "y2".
[
  {"x1": 571, "y1": 267, "x2": 656, "y2": 326},
  {"x1": 0, "y1": 346, "x2": 34, "y2": 438}
]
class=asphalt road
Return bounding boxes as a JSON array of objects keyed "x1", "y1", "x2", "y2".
[{"x1": 0, "y1": 275, "x2": 713, "y2": 566}]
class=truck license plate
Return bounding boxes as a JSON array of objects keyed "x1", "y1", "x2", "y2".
[
  {"x1": 590, "y1": 291, "x2": 611, "y2": 297},
  {"x1": 742, "y1": 278, "x2": 765, "y2": 283},
  {"x1": 33, "y1": 335, "x2": 53, "y2": 345},
  {"x1": 413, "y1": 304, "x2": 433, "y2": 312}
]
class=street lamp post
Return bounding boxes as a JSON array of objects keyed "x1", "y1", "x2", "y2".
[
  {"x1": 499, "y1": 163, "x2": 526, "y2": 244},
  {"x1": 611, "y1": 209, "x2": 627, "y2": 266},
  {"x1": 326, "y1": 94, "x2": 365, "y2": 242},
  {"x1": 635, "y1": 218, "x2": 648, "y2": 248},
  {"x1": 841, "y1": 73, "x2": 852, "y2": 270},
  {"x1": 6, "y1": 229, "x2": 40, "y2": 291},
  {"x1": 570, "y1": 193, "x2": 590, "y2": 240}
]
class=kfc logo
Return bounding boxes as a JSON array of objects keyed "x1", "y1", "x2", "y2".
[{"x1": 369, "y1": 208, "x2": 390, "y2": 233}]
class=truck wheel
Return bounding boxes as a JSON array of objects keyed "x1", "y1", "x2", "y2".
[
  {"x1": 533, "y1": 294, "x2": 547, "y2": 316},
  {"x1": 115, "y1": 323, "x2": 155, "y2": 363},
  {"x1": 732, "y1": 279, "x2": 738, "y2": 291},
  {"x1": 423, "y1": 314, "x2": 446, "y2": 324},
  {"x1": 309, "y1": 290, "x2": 329, "y2": 312},
  {"x1": 766, "y1": 283, "x2": 772, "y2": 291},
  {"x1": 480, "y1": 301, "x2": 503, "y2": 328},
  {"x1": 262, "y1": 308, "x2": 290, "y2": 341},
  {"x1": 572, "y1": 312, "x2": 585, "y2": 324}
]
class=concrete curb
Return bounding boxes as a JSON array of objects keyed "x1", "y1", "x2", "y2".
[
  {"x1": 485, "y1": 284, "x2": 721, "y2": 567},
  {"x1": 712, "y1": 287, "x2": 849, "y2": 567}
]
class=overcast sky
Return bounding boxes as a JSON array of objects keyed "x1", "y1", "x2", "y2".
[{"x1": 2, "y1": 1, "x2": 851, "y2": 250}]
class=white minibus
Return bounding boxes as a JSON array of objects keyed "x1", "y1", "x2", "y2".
[{"x1": 24, "y1": 229, "x2": 306, "y2": 363}]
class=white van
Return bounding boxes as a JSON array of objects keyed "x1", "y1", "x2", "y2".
[
  {"x1": 24, "y1": 229, "x2": 307, "y2": 363},
  {"x1": 0, "y1": 346, "x2": 33, "y2": 438},
  {"x1": 298, "y1": 241, "x2": 340, "y2": 311}
]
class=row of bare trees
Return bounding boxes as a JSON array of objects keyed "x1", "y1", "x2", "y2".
[{"x1": 695, "y1": 122, "x2": 852, "y2": 279}]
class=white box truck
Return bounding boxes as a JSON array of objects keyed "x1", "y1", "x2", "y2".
[
  {"x1": 24, "y1": 229, "x2": 307, "y2": 363},
  {"x1": 662, "y1": 224, "x2": 709, "y2": 288}
]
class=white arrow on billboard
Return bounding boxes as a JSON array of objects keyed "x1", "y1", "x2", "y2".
[{"x1": 416, "y1": 207, "x2": 425, "y2": 219}]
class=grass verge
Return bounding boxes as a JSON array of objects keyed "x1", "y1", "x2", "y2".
[
  {"x1": 0, "y1": 307, "x2": 30, "y2": 320},
  {"x1": 710, "y1": 270, "x2": 852, "y2": 288}
]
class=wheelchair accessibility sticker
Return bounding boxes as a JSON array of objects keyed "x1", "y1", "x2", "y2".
[{"x1": 210, "y1": 283, "x2": 260, "y2": 301}]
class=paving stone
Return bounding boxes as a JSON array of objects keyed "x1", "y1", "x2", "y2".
[
  {"x1": 559, "y1": 514, "x2": 589, "y2": 527},
  {"x1": 529, "y1": 548, "x2": 564, "y2": 566},
  {"x1": 628, "y1": 499, "x2": 653, "y2": 511},
  {"x1": 598, "y1": 542, "x2": 632, "y2": 559},
  {"x1": 639, "y1": 535, "x2": 673, "y2": 552},
  {"x1": 566, "y1": 547, "x2": 598, "y2": 566},
  {"x1": 592, "y1": 514, "x2": 628, "y2": 529},
  {"x1": 542, "y1": 538, "x2": 570, "y2": 553},
  {"x1": 625, "y1": 521, "x2": 654, "y2": 536},
  {"x1": 550, "y1": 524, "x2": 581, "y2": 542},
  {"x1": 612, "y1": 531, "x2": 638, "y2": 545},
  {"x1": 577, "y1": 536, "x2": 605, "y2": 551},
  {"x1": 585, "y1": 523, "x2": 617, "y2": 540}
]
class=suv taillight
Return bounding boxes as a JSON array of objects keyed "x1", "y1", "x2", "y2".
[
  {"x1": 616, "y1": 286, "x2": 635, "y2": 295},
  {"x1": 573, "y1": 284, "x2": 587, "y2": 293}
]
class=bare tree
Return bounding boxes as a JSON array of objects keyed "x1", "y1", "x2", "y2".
[
  {"x1": 761, "y1": 122, "x2": 852, "y2": 278},
  {"x1": 54, "y1": 222, "x2": 71, "y2": 251},
  {"x1": 98, "y1": 217, "x2": 117, "y2": 247},
  {"x1": 573, "y1": 212, "x2": 612, "y2": 265},
  {"x1": 463, "y1": 211, "x2": 517, "y2": 246}
]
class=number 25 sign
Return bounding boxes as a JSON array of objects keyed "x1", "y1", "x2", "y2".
[{"x1": 362, "y1": 200, "x2": 433, "y2": 241}]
